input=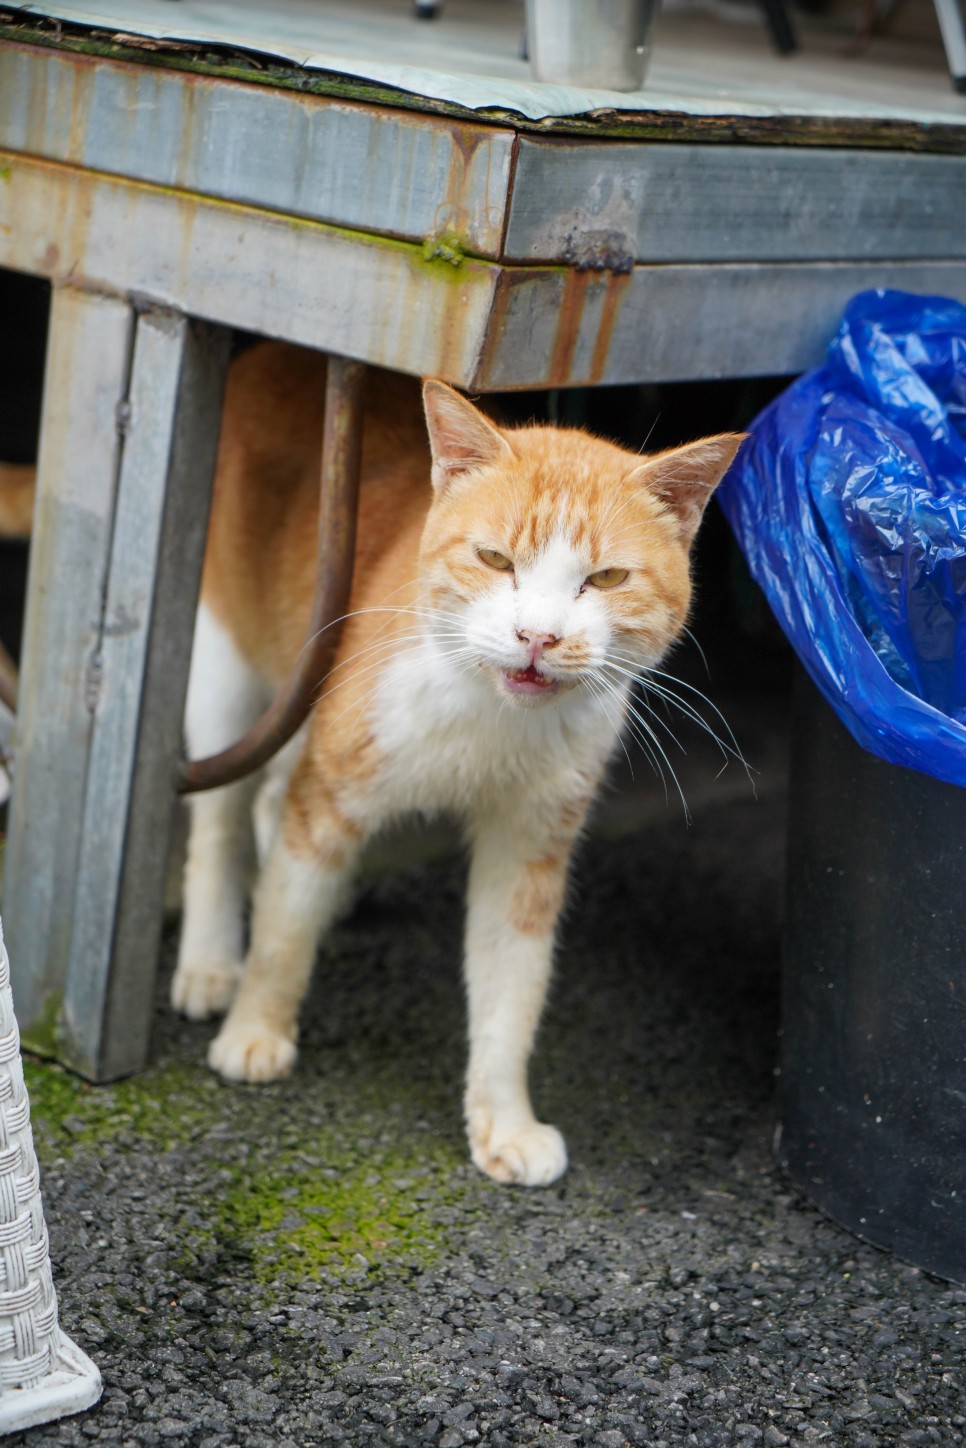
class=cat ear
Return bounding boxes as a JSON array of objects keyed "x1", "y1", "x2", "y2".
[
  {"x1": 422, "y1": 380, "x2": 512, "y2": 494},
  {"x1": 630, "y1": 433, "x2": 745, "y2": 544}
]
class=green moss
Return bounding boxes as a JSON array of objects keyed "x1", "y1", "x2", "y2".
[
  {"x1": 217, "y1": 1142, "x2": 461, "y2": 1283},
  {"x1": 23, "y1": 1055, "x2": 214, "y2": 1150},
  {"x1": 19, "y1": 990, "x2": 64, "y2": 1058},
  {"x1": 24, "y1": 1051, "x2": 466, "y2": 1287},
  {"x1": 0, "y1": 163, "x2": 11, "y2": 184},
  {"x1": 422, "y1": 234, "x2": 465, "y2": 269}
]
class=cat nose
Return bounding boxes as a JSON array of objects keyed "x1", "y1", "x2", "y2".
[{"x1": 517, "y1": 629, "x2": 560, "y2": 662}]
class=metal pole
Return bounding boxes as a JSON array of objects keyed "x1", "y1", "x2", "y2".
[{"x1": 179, "y1": 353, "x2": 366, "y2": 795}]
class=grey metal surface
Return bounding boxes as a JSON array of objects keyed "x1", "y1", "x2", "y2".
[
  {"x1": 935, "y1": 0, "x2": 966, "y2": 84},
  {"x1": 504, "y1": 139, "x2": 966, "y2": 266},
  {"x1": 0, "y1": 149, "x2": 497, "y2": 386},
  {"x1": 2, "y1": 286, "x2": 133, "y2": 1048},
  {"x1": 525, "y1": 0, "x2": 658, "y2": 91},
  {"x1": 474, "y1": 258, "x2": 966, "y2": 387},
  {"x1": 0, "y1": 44, "x2": 515, "y2": 258},
  {"x1": 4, "y1": 149, "x2": 966, "y2": 391},
  {"x1": 6, "y1": 43, "x2": 966, "y2": 277},
  {"x1": 64, "y1": 311, "x2": 229, "y2": 1081},
  {"x1": 13, "y1": 0, "x2": 966, "y2": 127}
]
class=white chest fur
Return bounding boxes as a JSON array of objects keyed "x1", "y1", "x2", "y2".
[{"x1": 368, "y1": 632, "x2": 622, "y2": 824}]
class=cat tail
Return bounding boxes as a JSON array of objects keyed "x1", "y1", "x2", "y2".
[{"x1": 0, "y1": 463, "x2": 36, "y2": 537}]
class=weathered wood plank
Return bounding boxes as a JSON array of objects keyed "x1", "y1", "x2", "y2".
[
  {"x1": 0, "y1": 150, "x2": 497, "y2": 387},
  {"x1": 63, "y1": 311, "x2": 229, "y2": 1080},
  {"x1": 472, "y1": 259, "x2": 966, "y2": 388},
  {"x1": 2, "y1": 286, "x2": 133, "y2": 1049},
  {"x1": 505, "y1": 139, "x2": 966, "y2": 266},
  {"x1": 3, "y1": 151, "x2": 966, "y2": 389},
  {"x1": 0, "y1": 42, "x2": 514, "y2": 258}
]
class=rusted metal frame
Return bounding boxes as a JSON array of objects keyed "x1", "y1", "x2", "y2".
[{"x1": 179, "y1": 353, "x2": 367, "y2": 795}]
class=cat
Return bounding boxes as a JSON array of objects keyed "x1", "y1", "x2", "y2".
[
  {"x1": 0, "y1": 463, "x2": 38, "y2": 538},
  {"x1": 173, "y1": 343, "x2": 742, "y2": 1186},
  {"x1": 0, "y1": 343, "x2": 742, "y2": 1186}
]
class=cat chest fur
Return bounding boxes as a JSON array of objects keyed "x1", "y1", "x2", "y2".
[{"x1": 353, "y1": 638, "x2": 620, "y2": 825}]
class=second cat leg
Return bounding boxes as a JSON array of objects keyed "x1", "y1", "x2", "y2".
[
  {"x1": 172, "y1": 603, "x2": 267, "y2": 1019},
  {"x1": 208, "y1": 761, "x2": 362, "y2": 1083},
  {"x1": 463, "y1": 819, "x2": 576, "y2": 1187}
]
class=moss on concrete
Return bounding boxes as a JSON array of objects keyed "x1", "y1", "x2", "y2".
[
  {"x1": 24, "y1": 1050, "x2": 465, "y2": 1287},
  {"x1": 217, "y1": 1140, "x2": 462, "y2": 1283},
  {"x1": 23, "y1": 1054, "x2": 215, "y2": 1149}
]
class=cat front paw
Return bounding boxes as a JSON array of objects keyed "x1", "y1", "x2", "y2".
[
  {"x1": 170, "y1": 959, "x2": 242, "y2": 1020},
  {"x1": 468, "y1": 1118, "x2": 568, "y2": 1187},
  {"x1": 208, "y1": 1017, "x2": 298, "y2": 1083}
]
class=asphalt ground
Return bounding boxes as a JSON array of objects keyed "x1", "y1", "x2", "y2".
[{"x1": 8, "y1": 672, "x2": 966, "y2": 1448}]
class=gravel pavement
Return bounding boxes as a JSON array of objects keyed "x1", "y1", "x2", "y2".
[{"x1": 9, "y1": 706, "x2": 966, "y2": 1448}]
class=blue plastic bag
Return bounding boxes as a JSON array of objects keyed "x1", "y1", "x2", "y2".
[{"x1": 718, "y1": 289, "x2": 966, "y2": 787}]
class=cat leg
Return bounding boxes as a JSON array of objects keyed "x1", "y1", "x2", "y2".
[
  {"x1": 171, "y1": 603, "x2": 268, "y2": 1020},
  {"x1": 251, "y1": 724, "x2": 306, "y2": 869},
  {"x1": 207, "y1": 766, "x2": 361, "y2": 1082},
  {"x1": 463, "y1": 821, "x2": 575, "y2": 1187}
]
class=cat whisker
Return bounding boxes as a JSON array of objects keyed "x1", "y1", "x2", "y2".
[
  {"x1": 642, "y1": 669, "x2": 750, "y2": 775},
  {"x1": 314, "y1": 632, "x2": 473, "y2": 705},
  {"x1": 316, "y1": 628, "x2": 467, "y2": 689},
  {"x1": 608, "y1": 662, "x2": 727, "y2": 759},
  {"x1": 588, "y1": 669, "x2": 669, "y2": 790},
  {"x1": 298, "y1": 601, "x2": 470, "y2": 661},
  {"x1": 681, "y1": 626, "x2": 711, "y2": 680},
  {"x1": 314, "y1": 640, "x2": 482, "y2": 735},
  {"x1": 605, "y1": 653, "x2": 754, "y2": 784},
  {"x1": 624, "y1": 704, "x2": 691, "y2": 821},
  {"x1": 637, "y1": 414, "x2": 661, "y2": 455},
  {"x1": 583, "y1": 673, "x2": 636, "y2": 782}
]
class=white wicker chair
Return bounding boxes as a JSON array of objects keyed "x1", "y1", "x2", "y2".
[{"x1": 0, "y1": 919, "x2": 101, "y2": 1434}]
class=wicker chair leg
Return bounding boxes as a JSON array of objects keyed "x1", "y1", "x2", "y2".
[{"x1": 0, "y1": 919, "x2": 101, "y2": 1434}]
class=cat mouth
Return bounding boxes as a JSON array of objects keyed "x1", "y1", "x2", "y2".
[{"x1": 501, "y1": 665, "x2": 559, "y2": 696}]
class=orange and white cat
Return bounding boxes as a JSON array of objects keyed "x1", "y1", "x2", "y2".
[
  {"x1": 172, "y1": 343, "x2": 741, "y2": 1187},
  {"x1": 1, "y1": 343, "x2": 741, "y2": 1186}
]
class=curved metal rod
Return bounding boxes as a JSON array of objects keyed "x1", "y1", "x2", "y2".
[
  {"x1": 178, "y1": 354, "x2": 366, "y2": 795},
  {"x1": 0, "y1": 639, "x2": 18, "y2": 714}
]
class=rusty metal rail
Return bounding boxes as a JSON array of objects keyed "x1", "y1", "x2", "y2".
[{"x1": 178, "y1": 354, "x2": 366, "y2": 795}]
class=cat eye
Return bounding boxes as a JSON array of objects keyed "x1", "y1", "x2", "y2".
[
  {"x1": 478, "y1": 548, "x2": 514, "y2": 572},
  {"x1": 586, "y1": 567, "x2": 629, "y2": 590}
]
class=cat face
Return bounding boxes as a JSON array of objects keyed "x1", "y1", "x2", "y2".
[{"x1": 419, "y1": 382, "x2": 743, "y2": 708}]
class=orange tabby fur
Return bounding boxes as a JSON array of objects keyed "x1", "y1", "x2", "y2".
[{"x1": 0, "y1": 342, "x2": 743, "y2": 1185}]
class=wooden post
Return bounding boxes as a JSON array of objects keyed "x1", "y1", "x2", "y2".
[
  {"x1": 3, "y1": 286, "x2": 135, "y2": 1055},
  {"x1": 3, "y1": 293, "x2": 229, "y2": 1080},
  {"x1": 65, "y1": 309, "x2": 230, "y2": 1080}
]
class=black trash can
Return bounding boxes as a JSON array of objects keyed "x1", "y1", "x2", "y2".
[{"x1": 779, "y1": 671, "x2": 966, "y2": 1283}]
